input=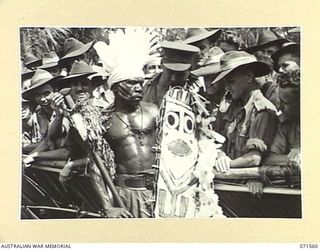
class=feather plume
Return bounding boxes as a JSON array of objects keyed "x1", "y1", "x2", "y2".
[{"x1": 94, "y1": 28, "x2": 161, "y2": 87}]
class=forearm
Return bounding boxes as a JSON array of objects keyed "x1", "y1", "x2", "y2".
[
  {"x1": 30, "y1": 140, "x2": 49, "y2": 154},
  {"x1": 22, "y1": 141, "x2": 42, "y2": 154},
  {"x1": 32, "y1": 148, "x2": 71, "y2": 161},
  {"x1": 230, "y1": 151, "x2": 262, "y2": 168},
  {"x1": 263, "y1": 153, "x2": 290, "y2": 166}
]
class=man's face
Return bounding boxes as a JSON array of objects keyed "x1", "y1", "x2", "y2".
[
  {"x1": 204, "y1": 75, "x2": 225, "y2": 104},
  {"x1": 46, "y1": 66, "x2": 62, "y2": 77},
  {"x1": 33, "y1": 85, "x2": 54, "y2": 107},
  {"x1": 70, "y1": 77, "x2": 95, "y2": 103},
  {"x1": 224, "y1": 68, "x2": 252, "y2": 100},
  {"x1": 146, "y1": 64, "x2": 162, "y2": 76},
  {"x1": 168, "y1": 70, "x2": 189, "y2": 86},
  {"x1": 117, "y1": 77, "x2": 144, "y2": 106},
  {"x1": 277, "y1": 53, "x2": 300, "y2": 73},
  {"x1": 192, "y1": 38, "x2": 211, "y2": 67},
  {"x1": 260, "y1": 44, "x2": 281, "y2": 57}
]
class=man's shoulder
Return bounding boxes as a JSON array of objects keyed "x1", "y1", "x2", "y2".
[
  {"x1": 252, "y1": 90, "x2": 277, "y2": 113},
  {"x1": 141, "y1": 101, "x2": 158, "y2": 110},
  {"x1": 141, "y1": 101, "x2": 158, "y2": 115}
]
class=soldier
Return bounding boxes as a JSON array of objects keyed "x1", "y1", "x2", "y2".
[
  {"x1": 191, "y1": 47, "x2": 228, "y2": 134},
  {"x1": 191, "y1": 47, "x2": 225, "y2": 107},
  {"x1": 183, "y1": 28, "x2": 222, "y2": 70},
  {"x1": 212, "y1": 51, "x2": 278, "y2": 197},
  {"x1": 264, "y1": 85, "x2": 300, "y2": 168},
  {"x1": 271, "y1": 42, "x2": 300, "y2": 74},
  {"x1": 265, "y1": 44, "x2": 301, "y2": 169},
  {"x1": 246, "y1": 30, "x2": 289, "y2": 108},
  {"x1": 143, "y1": 41, "x2": 200, "y2": 107},
  {"x1": 22, "y1": 69, "x2": 62, "y2": 150}
]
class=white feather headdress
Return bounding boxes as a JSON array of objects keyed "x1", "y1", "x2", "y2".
[{"x1": 94, "y1": 28, "x2": 161, "y2": 88}]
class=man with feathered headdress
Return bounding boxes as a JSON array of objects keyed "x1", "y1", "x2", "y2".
[
  {"x1": 96, "y1": 29, "x2": 160, "y2": 218},
  {"x1": 101, "y1": 63, "x2": 158, "y2": 218}
]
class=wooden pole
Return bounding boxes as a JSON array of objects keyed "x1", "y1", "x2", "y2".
[{"x1": 214, "y1": 183, "x2": 301, "y2": 196}]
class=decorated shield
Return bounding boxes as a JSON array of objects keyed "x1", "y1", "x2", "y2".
[{"x1": 154, "y1": 87, "x2": 200, "y2": 217}]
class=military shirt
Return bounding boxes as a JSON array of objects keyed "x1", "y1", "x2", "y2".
[
  {"x1": 270, "y1": 118, "x2": 300, "y2": 155},
  {"x1": 222, "y1": 90, "x2": 278, "y2": 159}
]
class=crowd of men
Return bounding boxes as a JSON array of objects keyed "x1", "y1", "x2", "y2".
[{"x1": 21, "y1": 27, "x2": 301, "y2": 218}]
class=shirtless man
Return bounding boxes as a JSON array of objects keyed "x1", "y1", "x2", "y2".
[
  {"x1": 51, "y1": 61, "x2": 158, "y2": 218},
  {"x1": 105, "y1": 76, "x2": 158, "y2": 218}
]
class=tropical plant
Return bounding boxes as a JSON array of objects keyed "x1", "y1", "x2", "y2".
[{"x1": 20, "y1": 27, "x2": 72, "y2": 59}]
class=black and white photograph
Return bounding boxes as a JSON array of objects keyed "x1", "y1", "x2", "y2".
[{"x1": 20, "y1": 26, "x2": 301, "y2": 219}]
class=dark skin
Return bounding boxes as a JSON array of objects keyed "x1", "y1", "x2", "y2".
[
  {"x1": 50, "y1": 77, "x2": 128, "y2": 217},
  {"x1": 50, "y1": 77, "x2": 157, "y2": 218},
  {"x1": 105, "y1": 78, "x2": 158, "y2": 175}
]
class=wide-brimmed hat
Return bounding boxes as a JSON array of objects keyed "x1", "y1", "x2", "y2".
[
  {"x1": 22, "y1": 69, "x2": 62, "y2": 100},
  {"x1": 271, "y1": 42, "x2": 300, "y2": 72},
  {"x1": 58, "y1": 61, "x2": 97, "y2": 89},
  {"x1": 212, "y1": 51, "x2": 271, "y2": 85},
  {"x1": 22, "y1": 98, "x2": 30, "y2": 103},
  {"x1": 38, "y1": 51, "x2": 60, "y2": 69},
  {"x1": 160, "y1": 41, "x2": 199, "y2": 71},
  {"x1": 246, "y1": 30, "x2": 289, "y2": 54},
  {"x1": 183, "y1": 28, "x2": 222, "y2": 45},
  {"x1": 58, "y1": 38, "x2": 94, "y2": 66},
  {"x1": 23, "y1": 53, "x2": 42, "y2": 68},
  {"x1": 21, "y1": 67, "x2": 35, "y2": 79},
  {"x1": 191, "y1": 47, "x2": 224, "y2": 76}
]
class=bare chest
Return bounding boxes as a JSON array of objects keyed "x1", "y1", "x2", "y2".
[{"x1": 106, "y1": 111, "x2": 155, "y2": 141}]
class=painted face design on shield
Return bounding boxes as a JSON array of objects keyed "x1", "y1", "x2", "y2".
[
  {"x1": 160, "y1": 88, "x2": 199, "y2": 180},
  {"x1": 117, "y1": 77, "x2": 144, "y2": 103}
]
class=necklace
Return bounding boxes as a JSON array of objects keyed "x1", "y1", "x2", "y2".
[{"x1": 114, "y1": 104, "x2": 145, "y2": 146}]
